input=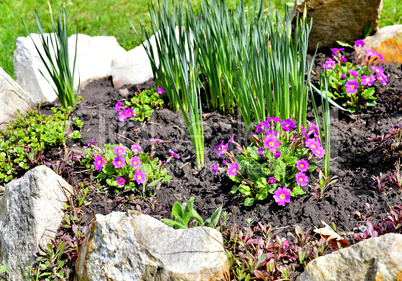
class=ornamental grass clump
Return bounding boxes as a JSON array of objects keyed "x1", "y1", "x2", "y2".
[
  {"x1": 83, "y1": 140, "x2": 176, "y2": 195},
  {"x1": 22, "y1": 4, "x2": 79, "y2": 108},
  {"x1": 212, "y1": 117, "x2": 325, "y2": 206},
  {"x1": 318, "y1": 39, "x2": 388, "y2": 113}
]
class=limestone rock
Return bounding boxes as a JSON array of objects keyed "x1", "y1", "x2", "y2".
[
  {"x1": 75, "y1": 211, "x2": 229, "y2": 281},
  {"x1": 0, "y1": 67, "x2": 35, "y2": 130},
  {"x1": 291, "y1": 0, "x2": 383, "y2": 51},
  {"x1": 0, "y1": 166, "x2": 73, "y2": 281},
  {"x1": 13, "y1": 34, "x2": 126, "y2": 104},
  {"x1": 296, "y1": 233, "x2": 402, "y2": 281},
  {"x1": 356, "y1": 25, "x2": 402, "y2": 64}
]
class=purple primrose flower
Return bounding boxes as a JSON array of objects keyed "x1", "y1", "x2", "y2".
[
  {"x1": 296, "y1": 172, "x2": 309, "y2": 186},
  {"x1": 131, "y1": 144, "x2": 142, "y2": 154},
  {"x1": 112, "y1": 156, "x2": 125, "y2": 169},
  {"x1": 94, "y1": 155, "x2": 105, "y2": 171},
  {"x1": 361, "y1": 75, "x2": 376, "y2": 86},
  {"x1": 169, "y1": 149, "x2": 180, "y2": 158},
  {"x1": 157, "y1": 88, "x2": 164, "y2": 95},
  {"x1": 115, "y1": 101, "x2": 123, "y2": 112},
  {"x1": 264, "y1": 136, "x2": 281, "y2": 153},
  {"x1": 355, "y1": 39, "x2": 365, "y2": 48},
  {"x1": 273, "y1": 187, "x2": 291, "y2": 206},
  {"x1": 268, "y1": 177, "x2": 277, "y2": 184},
  {"x1": 133, "y1": 169, "x2": 146, "y2": 184},
  {"x1": 296, "y1": 159, "x2": 310, "y2": 172},
  {"x1": 113, "y1": 145, "x2": 127, "y2": 156},
  {"x1": 130, "y1": 156, "x2": 142, "y2": 169},
  {"x1": 116, "y1": 176, "x2": 125, "y2": 186},
  {"x1": 323, "y1": 58, "x2": 336, "y2": 70},
  {"x1": 227, "y1": 162, "x2": 239, "y2": 177},
  {"x1": 212, "y1": 164, "x2": 218, "y2": 174},
  {"x1": 280, "y1": 119, "x2": 296, "y2": 132},
  {"x1": 345, "y1": 79, "x2": 359, "y2": 94},
  {"x1": 348, "y1": 69, "x2": 359, "y2": 78}
]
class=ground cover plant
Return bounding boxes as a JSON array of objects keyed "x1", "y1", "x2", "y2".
[{"x1": 0, "y1": 0, "x2": 401, "y2": 280}]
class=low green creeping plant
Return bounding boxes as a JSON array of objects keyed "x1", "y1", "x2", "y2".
[
  {"x1": 319, "y1": 42, "x2": 387, "y2": 113},
  {"x1": 0, "y1": 107, "x2": 71, "y2": 186},
  {"x1": 83, "y1": 143, "x2": 172, "y2": 195},
  {"x1": 212, "y1": 117, "x2": 325, "y2": 206},
  {"x1": 162, "y1": 197, "x2": 222, "y2": 229},
  {"x1": 115, "y1": 88, "x2": 164, "y2": 122}
]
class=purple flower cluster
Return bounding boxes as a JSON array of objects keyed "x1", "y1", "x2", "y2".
[
  {"x1": 115, "y1": 101, "x2": 135, "y2": 122},
  {"x1": 305, "y1": 138, "x2": 325, "y2": 158}
]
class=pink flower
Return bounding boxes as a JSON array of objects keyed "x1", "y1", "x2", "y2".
[
  {"x1": 340, "y1": 74, "x2": 346, "y2": 80},
  {"x1": 264, "y1": 136, "x2": 281, "y2": 153},
  {"x1": 130, "y1": 156, "x2": 142, "y2": 169},
  {"x1": 273, "y1": 187, "x2": 291, "y2": 206},
  {"x1": 377, "y1": 73, "x2": 387, "y2": 85},
  {"x1": 256, "y1": 121, "x2": 270, "y2": 133},
  {"x1": 273, "y1": 151, "x2": 281, "y2": 158},
  {"x1": 169, "y1": 149, "x2": 180, "y2": 158},
  {"x1": 86, "y1": 138, "x2": 95, "y2": 149},
  {"x1": 131, "y1": 144, "x2": 141, "y2": 154},
  {"x1": 371, "y1": 66, "x2": 384, "y2": 75},
  {"x1": 332, "y1": 48, "x2": 344, "y2": 53},
  {"x1": 305, "y1": 138, "x2": 321, "y2": 150},
  {"x1": 296, "y1": 159, "x2": 310, "y2": 172},
  {"x1": 115, "y1": 101, "x2": 123, "y2": 112},
  {"x1": 268, "y1": 177, "x2": 276, "y2": 184},
  {"x1": 113, "y1": 145, "x2": 127, "y2": 156},
  {"x1": 94, "y1": 155, "x2": 105, "y2": 171},
  {"x1": 323, "y1": 58, "x2": 336, "y2": 70},
  {"x1": 228, "y1": 134, "x2": 235, "y2": 143},
  {"x1": 258, "y1": 147, "x2": 264, "y2": 157},
  {"x1": 365, "y1": 49, "x2": 377, "y2": 57},
  {"x1": 361, "y1": 75, "x2": 376, "y2": 86},
  {"x1": 345, "y1": 79, "x2": 359, "y2": 94},
  {"x1": 112, "y1": 156, "x2": 125, "y2": 169},
  {"x1": 348, "y1": 69, "x2": 359, "y2": 78},
  {"x1": 355, "y1": 39, "x2": 365, "y2": 48},
  {"x1": 312, "y1": 146, "x2": 326, "y2": 158},
  {"x1": 212, "y1": 164, "x2": 218, "y2": 174},
  {"x1": 218, "y1": 143, "x2": 229, "y2": 157},
  {"x1": 157, "y1": 88, "x2": 164, "y2": 95},
  {"x1": 227, "y1": 162, "x2": 239, "y2": 177},
  {"x1": 125, "y1": 108, "x2": 134, "y2": 118},
  {"x1": 341, "y1": 57, "x2": 347, "y2": 63},
  {"x1": 296, "y1": 172, "x2": 309, "y2": 186},
  {"x1": 118, "y1": 110, "x2": 127, "y2": 122},
  {"x1": 213, "y1": 141, "x2": 224, "y2": 154},
  {"x1": 279, "y1": 119, "x2": 296, "y2": 132},
  {"x1": 116, "y1": 176, "x2": 125, "y2": 186},
  {"x1": 133, "y1": 169, "x2": 146, "y2": 184},
  {"x1": 149, "y1": 138, "x2": 163, "y2": 143}
]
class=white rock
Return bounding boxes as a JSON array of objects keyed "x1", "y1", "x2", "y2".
[
  {"x1": 111, "y1": 38, "x2": 157, "y2": 89},
  {"x1": 75, "y1": 211, "x2": 229, "y2": 281},
  {"x1": 13, "y1": 33, "x2": 126, "y2": 104},
  {"x1": 0, "y1": 166, "x2": 73, "y2": 281},
  {"x1": 0, "y1": 67, "x2": 35, "y2": 130},
  {"x1": 296, "y1": 233, "x2": 402, "y2": 281},
  {"x1": 291, "y1": 0, "x2": 383, "y2": 51},
  {"x1": 356, "y1": 24, "x2": 402, "y2": 64}
]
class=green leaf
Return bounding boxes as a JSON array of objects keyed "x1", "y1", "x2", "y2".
[
  {"x1": 0, "y1": 264, "x2": 8, "y2": 273},
  {"x1": 290, "y1": 185, "x2": 306, "y2": 196},
  {"x1": 244, "y1": 197, "x2": 255, "y2": 206},
  {"x1": 171, "y1": 202, "x2": 184, "y2": 219},
  {"x1": 161, "y1": 218, "x2": 187, "y2": 229},
  {"x1": 336, "y1": 40, "x2": 353, "y2": 48},
  {"x1": 363, "y1": 21, "x2": 372, "y2": 38},
  {"x1": 147, "y1": 178, "x2": 162, "y2": 187}
]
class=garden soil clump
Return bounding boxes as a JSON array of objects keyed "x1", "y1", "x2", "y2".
[{"x1": 41, "y1": 51, "x2": 401, "y2": 241}]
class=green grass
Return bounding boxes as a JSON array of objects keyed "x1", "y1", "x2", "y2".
[{"x1": 0, "y1": 0, "x2": 399, "y2": 79}]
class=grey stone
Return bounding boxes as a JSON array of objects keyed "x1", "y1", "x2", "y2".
[
  {"x1": 291, "y1": 0, "x2": 383, "y2": 51},
  {"x1": 75, "y1": 211, "x2": 229, "y2": 281},
  {"x1": 0, "y1": 166, "x2": 73, "y2": 281},
  {"x1": 0, "y1": 67, "x2": 35, "y2": 130},
  {"x1": 296, "y1": 233, "x2": 402, "y2": 281}
]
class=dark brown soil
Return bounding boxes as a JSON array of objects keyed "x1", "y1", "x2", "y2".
[{"x1": 41, "y1": 51, "x2": 402, "y2": 242}]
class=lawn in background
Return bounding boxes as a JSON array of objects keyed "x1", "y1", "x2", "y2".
[{"x1": 0, "y1": 0, "x2": 399, "y2": 79}]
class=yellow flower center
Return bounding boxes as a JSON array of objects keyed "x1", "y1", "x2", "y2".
[
  {"x1": 117, "y1": 161, "x2": 121, "y2": 165},
  {"x1": 133, "y1": 161, "x2": 137, "y2": 165},
  {"x1": 299, "y1": 177, "x2": 303, "y2": 181},
  {"x1": 366, "y1": 78, "x2": 370, "y2": 82},
  {"x1": 137, "y1": 175, "x2": 141, "y2": 179},
  {"x1": 269, "y1": 142, "x2": 273, "y2": 146},
  {"x1": 300, "y1": 164, "x2": 304, "y2": 167},
  {"x1": 351, "y1": 85, "x2": 355, "y2": 89},
  {"x1": 311, "y1": 144, "x2": 316, "y2": 149},
  {"x1": 98, "y1": 160, "x2": 102, "y2": 164},
  {"x1": 280, "y1": 194, "x2": 285, "y2": 199}
]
